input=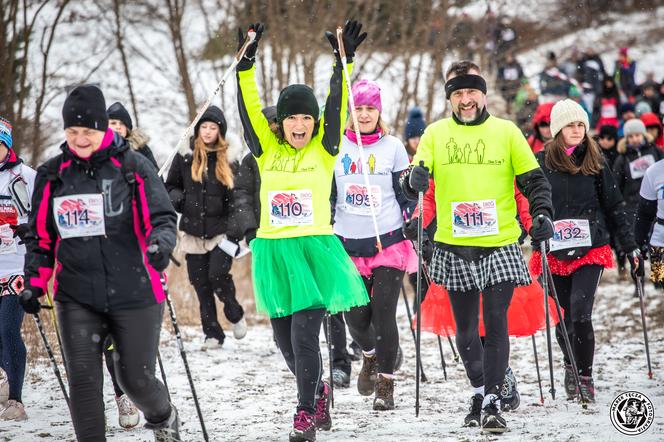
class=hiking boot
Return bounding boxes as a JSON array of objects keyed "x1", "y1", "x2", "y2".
[
  {"x1": 233, "y1": 317, "x2": 248, "y2": 340},
  {"x1": 481, "y1": 396, "x2": 507, "y2": 433},
  {"x1": 500, "y1": 367, "x2": 520, "y2": 412},
  {"x1": 0, "y1": 400, "x2": 27, "y2": 421},
  {"x1": 579, "y1": 376, "x2": 596, "y2": 403},
  {"x1": 331, "y1": 368, "x2": 350, "y2": 388},
  {"x1": 289, "y1": 410, "x2": 316, "y2": 442},
  {"x1": 0, "y1": 379, "x2": 8, "y2": 407},
  {"x1": 314, "y1": 382, "x2": 331, "y2": 431},
  {"x1": 116, "y1": 394, "x2": 140, "y2": 429},
  {"x1": 145, "y1": 404, "x2": 180, "y2": 442},
  {"x1": 348, "y1": 341, "x2": 362, "y2": 362},
  {"x1": 357, "y1": 353, "x2": 377, "y2": 396},
  {"x1": 564, "y1": 364, "x2": 578, "y2": 400},
  {"x1": 373, "y1": 374, "x2": 395, "y2": 411},
  {"x1": 202, "y1": 337, "x2": 223, "y2": 351},
  {"x1": 463, "y1": 394, "x2": 483, "y2": 427},
  {"x1": 394, "y1": 345, "x2": 403, "y2": 372}
]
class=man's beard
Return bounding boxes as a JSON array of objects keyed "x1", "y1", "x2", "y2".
[{"x1": 455, "y1": 103, "x2": 481, "y2": 123}]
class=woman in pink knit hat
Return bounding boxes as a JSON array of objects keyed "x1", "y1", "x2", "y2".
[{"x1": 332, "y1": 79, "x2": 417, "y2": 410}]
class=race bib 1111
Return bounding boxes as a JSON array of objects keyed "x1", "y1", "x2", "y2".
[
  {"x1": 549, "y1": 219, "x2": 592, "y2": 251},
  {"x1": 53, "y1": 194, "x2": 106, "y2": 239},
  {"x1": 268, "y1": 190, "x2": 314, "y2": 226},
  {"x1": 451, "y1": 200, "x2": 499, "y2": 237}
]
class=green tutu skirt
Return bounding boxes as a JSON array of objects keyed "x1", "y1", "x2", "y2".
[{"x1": 252, "y1": 235, "x2": 369, "y2": 318}]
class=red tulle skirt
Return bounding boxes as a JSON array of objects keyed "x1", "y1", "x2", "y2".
[
  {"x1": 529, "y1": 244, "x2": 614, "y2": 277},
  {"x1": 416, "y1": 274, "x2": 560, "y2": 338}
]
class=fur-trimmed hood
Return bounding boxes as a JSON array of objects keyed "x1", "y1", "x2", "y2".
[
  {"x1": 127, "y1": 127, "x2": 150, "y2": 151},
  {"x1": 617, "y1": 132, "x2": 655, "y2": 154},
  {"x1": 179, "y1": 130, "x2": 244, "y2": 164}
]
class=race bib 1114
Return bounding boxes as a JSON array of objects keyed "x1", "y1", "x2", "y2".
[
  {"x1": 53, "y1": 194, "x2": 106, "y2": 239},
  {"x1": 268, "y1": 190, "x2": 314, "y2": 226},
  {"x1": 451, "y1": 199, "x2": 499, "y2": 237}
]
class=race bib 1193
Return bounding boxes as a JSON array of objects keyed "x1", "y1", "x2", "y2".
[
  {"x1": 451, "y1": 199, "x2": 499, "y2": 237},
  {"x1": 53, "y1": 194, "x2": 106, "y2": 239},
  {"x1": 343, "y1": 183, "x2": 381, "y2": 216},
  {"x1": 268, "y1": 190, "x2": 314, "y2": 226}
]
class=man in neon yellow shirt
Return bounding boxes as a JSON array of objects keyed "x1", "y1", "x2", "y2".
[{"x1": 401, "y1": 61, "x2": 554, "y2": 434}]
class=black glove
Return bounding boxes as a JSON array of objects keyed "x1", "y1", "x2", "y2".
[
  {"x1": 245, "y1": 228, "x2": 257, "y2": 244},
  {"x1": 422, "y1": 239, "x2": 434, "y2": 262},
  {"x1": 409, "y1": 165, "x2": 429, "y2": 193},
  {"x1": 403, "y1": 218, "x2": 418, "y2": 241},
  {"x1": 529, "y1": 214, "x2": 554, "y2": 243},
  {"x1": 19, "y1": 288, "x2": 43, "y2": 315},
  {"x1": 627, "y1": 249, "x2": 645, "y2": 280},
  {"x1": 147, "y1": 241, "x2": 171, "y2": 272},
  {"x1": 9, "y1": 223, "x2": 31, "y2": 245},
  {"x1": 237, "y1": 23, "x2": 264, "y2": 69},
  {"x1": 325, "y1": 19, "x2": 367, "y2": 61}
]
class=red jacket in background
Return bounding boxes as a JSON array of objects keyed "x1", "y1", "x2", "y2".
[
  {"x1": 641, "y1": 112, "x2": 664, "y2": 149},
  {"x1": 527, "y1": 102, "x2": 555, "y2": 154}
]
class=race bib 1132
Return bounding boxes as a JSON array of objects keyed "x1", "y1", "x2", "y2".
[
  {"x1": 549, "y1": 219, "x2": 592, "y2": 251},
  {"x1": 53, "y1": 194, "x2": 106, "y2": 239}
]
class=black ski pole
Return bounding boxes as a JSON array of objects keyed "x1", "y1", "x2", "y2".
[
  {"x1": 437, "y1": 336, "x2": 447, "y2": 380},
  {"x1": 447, "y1": 336, "x2": 459, "y2": 363},
  {"x1": 635, "y1": 275, "x2": 653, "y2": 379},
  {"x1": 543, "y1": 247, "x2": 587, "y2": 408},
  {"x1": 325, "y1": 314, "x2": 334, "y2": 408},
  {"x1": 415, "y1": 163, "x2": 424, "y2": 417},
  {"x1": 156, "y1": 350, "x2": 171, "y2": 401},
  {"x1": 400, "y1": 284, "x2": 427, "y2": 382},
  {"x1": 531, "y1": 335, "x2": 544, "y2": 404},
  {"x1": 45, "y1": 290, "x2": 68, "y2": 372},
  {"x1": 539, "y1": 241, "x2": 556, "y2": 400},
  {"x1": 33, "y1": 310, "x2": 70, "y2": 410},
  {"x1": 421, "y1": 263, "x2": 458, "y2": 367}
]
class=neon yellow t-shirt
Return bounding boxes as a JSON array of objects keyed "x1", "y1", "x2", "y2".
[
  {"x1": 412, "y1": 115, "x2": 539, "y2": 247},
  {"x1": 237, "y1": 64, "x2": 351, "y2": 239}
]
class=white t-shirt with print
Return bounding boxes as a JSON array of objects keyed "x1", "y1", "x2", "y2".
[
  {"x1": 639, "y1": 159, "x2": 664, "y2": 246},
  {"x1": 333, "y1": 134, "x2": 410, "y2": 239}
]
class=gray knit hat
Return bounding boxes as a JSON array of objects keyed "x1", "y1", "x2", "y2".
[
  {"x1": 550, "y1": 99, "x2": 590, "y2": 138},
  {"x1": 623, "y1": 118, "x2": 647, "y2": 137}
]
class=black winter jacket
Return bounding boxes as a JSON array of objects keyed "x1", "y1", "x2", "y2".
[
  {"x1": 233, "y1": 152, "x2": 260, "y2": 239},
  {"x1": 24, "y1": 132, "x2": 177, "y2": 311},
  {"x1": 612, "y1": 137, "x2": 663, "y2": 214},
  {"x1": 165, "y1": 139, "x2": 244, "y2": 240},
  {"x1": 536, "y1": 143, "x2": 637, "y2": 253}
]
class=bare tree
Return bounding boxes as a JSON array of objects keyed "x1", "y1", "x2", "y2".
[
  {"x1": 111, "y1": 0, "x2": 140, "y2": 126},
  {"x1": 164, "y1": 0, "x2": 196, "y2": 119}
]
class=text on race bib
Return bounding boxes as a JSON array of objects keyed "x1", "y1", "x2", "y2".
[
  {"x1": 629, "y1": 154, "x2": 656, "y2": 180},
  {"x1": 53, "y1": 194, "x2": 106, "y2": 239},
  {"x1": 343, "y1": 183, "x2": 381, "y2": 216},
  {"x1": 548, "y1": 219, "x2": 592, "y2": 251},
  {"x1": 451, "y1": 200, "x2": 499, "y2": 237},
  {"x1": 268, "y1": 190, "x2": 314, "y2": 226},
  {"x1": 0, "y1": 223, "x2": 17, "y2": 255}
]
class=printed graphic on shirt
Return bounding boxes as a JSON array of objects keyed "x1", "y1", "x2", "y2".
[
  {"x1": 53, "y1": 194, "x2": 106, "y2": 239},
  {"x1": 268, "y1": 190, "x2": 314, "y2": 226},
  {"x1": 549, "y1": 219, "x2": 592, "y2": 251},
  {"x1": 442, "y1": 138, "x2": 505, "y2": 166},
  {"x1": 339, "y1": 152, "x2": 388, "y2": 176},
  {"x1": 0, "y1": 223, "x2": 17, "y2": 255},
  {"x1": 266, "y1": 148, "x2": 313, "y2": 173},
  {"x1": 0, "y1": 197, "x2": 18, "y2": 226},
  {"x1": 344, "y1": 183, "x2": 381, "y2": 216},
  {"x1": 629, "y1": 154, "x2": 656, "y2": 180},
  {"x1": 451, "y1": 199, "x2": 499, "y2": 237}
]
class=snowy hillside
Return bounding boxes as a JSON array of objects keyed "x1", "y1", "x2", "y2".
[{"x1": 1, "y1": 268, "x2": 662, "y2": 441}]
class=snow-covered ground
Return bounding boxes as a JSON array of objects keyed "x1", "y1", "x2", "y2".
[{"x1": 2, "y1": 267, "x2": 662, "y2": 441}]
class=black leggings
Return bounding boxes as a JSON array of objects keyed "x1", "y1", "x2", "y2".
[
  {"x1": 323, "y1": 313, "x2": 351, "y2": 375},
  {"x1": 57, "y1": 301, "x2": 171, "y2": 442},
  {"x1": 551, "y1": 265, "x2": 602, "y2": 377},
  {"x1": 186, "y1": 247, "x2": 244, "y2": 342},
  {"x1": 271, "y1": 309, "x2": 326, "y2": 414},
  {"x1": 344, "y1": 266, "x2": 404, "y2": 374},
  {"x1": 448, "y1": 282, "x2": 515, "y2": 396},
  {"x1": 103, "y1": 335, "x2": 124, "y2": 397}
]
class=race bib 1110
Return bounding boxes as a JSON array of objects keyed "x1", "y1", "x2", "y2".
[
  {"x1": 451, "y1": 199, "x2": 499, "y2": 237},
  {"x1": 53, "y1": 194, "x2": 106, "y2": 239},
  {"x1": 549, "y1": 219, "x2": 592, "y2": 251},
  {"x1": 268, "y1": 190, "x2": 314, "y2": 226}
]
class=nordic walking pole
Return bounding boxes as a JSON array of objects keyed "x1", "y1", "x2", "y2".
[
  {"x1": 400, "y1": 283, "x2": 428, "y2": 382},
  {"x1": 531, "y1": 335, "x2": 544, "y2": 404},
  {"x1": 45, "y1": 289, "x2": 68, "y2": 372},
  {"x1": 539, "y1": 241, "x2": 556, "y2": 400},
  {"x1": 158, "y1": 29, "x2": 256, "y2": 178},
  {"x1": 421, "y1": 263, "x2": 459, "y2": 365},
  {"x1": 150, "y1": 246, "x2": 209, "y2": 442},
  {"x1": 31, "y1": 306, "x2": 70, "y2": 410},
  {"x1": 325, "y1": 314, "x2": 335, "y2": 408},
  {"x1": 156, "y1": 350, "x2": 171, "y2": 401},
  {"x1": 437, "y1": 336, "x2": 447, "y2": 380},
  {"x1": 542, "y1": 245, "x2": 587, "y2": 408},
  {"x1": 336, "y1": 26, "x2": 382, "y2": 252},
  {"x1": 447, "y1": 336, "x2": 459, "y2": 363},
  {"x1": 414, "y1": 161, "x2": 425, "y2": 417},
  {"x1": 635, "y1": 275, "x2": 653, "y2": 379}
]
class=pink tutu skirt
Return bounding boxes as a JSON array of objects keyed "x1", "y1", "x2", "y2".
[{"x1": 351, "y1": 239, "x2": 418, "y2": 277}]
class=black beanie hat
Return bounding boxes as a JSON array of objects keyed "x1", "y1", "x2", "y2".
[
  {"x1": 107, "y1": 102, "x2": 133, "y2": 131},
  {"x1": 276, "y1": 85, "x2": 319, "y2": 123},
  {"x1": 598, "y1": 124, "x2": 618, "y2": 139},
  {"x1": 62, "y1": 85, "x2": 108, "y2": 132},
  {"x1": 195, "y1": 105, "x2": 227, "y2": 138}
]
